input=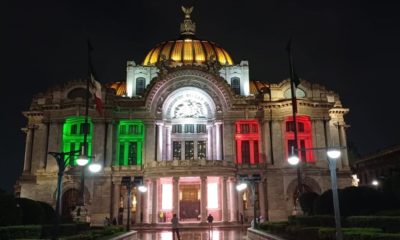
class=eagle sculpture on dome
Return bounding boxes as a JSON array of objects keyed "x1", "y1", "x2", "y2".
[{"x1": 181, "y1": 6, "x2": 194, "y2": 19}]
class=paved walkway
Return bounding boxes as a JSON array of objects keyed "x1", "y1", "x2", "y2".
[{"x1": 137, "y1": 228, "x2": 247, "y2": 240}]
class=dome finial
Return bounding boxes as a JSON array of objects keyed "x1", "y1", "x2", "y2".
[{"x1": 180, "y1": 6, "x2": 196, "y2": 36}]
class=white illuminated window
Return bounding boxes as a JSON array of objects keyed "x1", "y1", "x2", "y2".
[
  {"x1": 207, "y1": 183, "x2": 218, "y2": 209},
  {"x1": 162, "y1": 184, "x2": 172, "y2": 210}
]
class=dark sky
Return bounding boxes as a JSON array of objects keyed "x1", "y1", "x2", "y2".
[{"x1": 2, "y1": 0, "x2": 399, "y2": 193}]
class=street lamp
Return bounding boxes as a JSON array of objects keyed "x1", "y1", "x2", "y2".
[
  {"x1": 122, "y1": 176, "x2": 147, "y2": 231},
  {"x1": 48, "y1": 151, "x2": 102, "y2": 240},
  {"x1": 288, "y1": 147, "x2": 344, "y2": 240},
  {"x1": 236, "y1": 174, "x2": 261, "y2": 229}
]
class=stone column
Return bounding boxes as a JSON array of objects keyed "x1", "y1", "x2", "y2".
[
  {"x1": 23, "y1": 125, "x2": 34, "y2": 173},
  {"x1": 142, "y1": 179, "x2": 150, "y2": 223},
  {"x1": 236, "y1": 141, "x2": 242, "y2": 164},
  {"x1": 230, "y1": 178, "x2": 238, "y2": 222},
  {"x1": 207, "y1": 124, "x2": 213, "y2": 160},
  {"x1": 258, "y1": 180, "x2": 266, "y2": 219},
  {"x1": 215, "y1": 121, "x2": 223, "y2": 160},
  {"x1": 144, "y1": 123, "x2": 156, "y2": 163},
  {"x1": 200, "y1": 176, "x2": 207, "y2": 223},
  {"x1": 38, "y1": 123, "x2": 49, "y2": 170},
  {"x1": 261, "y1": 120, "x2": 270, "y2": 164},
  {"x1": 112, "y1": 180, "x2": 121, "y2": 221},
  {"x1": 135, "y1": 188, "x2": 142, "y2": 223},
  {"x1": 249, "y1": 140, "x2": 255, "y2": 164},
  {"x1": 339, "y1": 124, "x2": 349, "y2": 167},
  {"x1": 105, "y1": 121, "x2": 114, "y2": 167},
  {"x1": 151, "y1": 178, "x2": 158, "y2": 223},
  {"x1": 237, "y1": 191, "x2": 244, "y2": 222},
  {"x1": 156, "y1": 122, "x2": 164, "y2": 161},
  {"x1": 173, "y1": 177, "x2": 180, "y2": 217},
  {"x1": 222, "y1": 176, "x2": 228, "y2": 222},
  {"x1": 166, "y1": 125, "x2": 172, "y2": 160}
]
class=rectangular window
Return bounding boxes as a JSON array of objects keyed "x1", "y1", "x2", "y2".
[
  {"x1": 184, "y1": 124, "x2": 195, "y2": 133},
  {"x1": 196, "y1": 124, "x2": 206, "y2": 133},
  {"x1": 298, "y1": 122, "x2": 305, "y2": 132},
  {"x1": 254, "y1": 141, "x2": 259, "y2": 164},
  {"x1": 172, "y1": 125, "x2": 182, "y2": 133},
  {"x1": 136, "y1": 77, "x2": 146, "y2": 95},
  {"x1": 120, "y1": 125, "x2": 126, "y2": 134},
  {"x1": 231, "y1": 77, "x2": 241, "y2": 95},
  {"x1": 80, "y1": 123, "x2": 90, "y2": 135},
  {"x1": 300, "y1": 139, "x2": 306, "y2": 161},
  {"x1": 242, "y1": 141, "x2": 250, "y2": 164},
  {"x1": 162, "y1": 184, "x2": 173, "y2": 210},
  {"x1": 128, "y1": 125, "x2": 134, "y2": 134},
  {"x1": 286, "y1": 121, "x2": 295, "y2": 132},
  {"x1": 197, "y1": 141, "x2": 206, "y2": 160},
  {"x1": 251, "y1": 124, "x2": 258, "y2": 133},
  {"x1": 119, "y1": 144, "x2": 125, "y2": 165},
  {"x1": 240, "y1": 124, "x2": 250, "y2": 134},
  {"x1": 128, "y1": 142, "x2": 137, "y2": 165},
  {"x1": 173, "y1": 141, "x2": 181, "y2": 160},
  {"x1": 287, "y1": 139, "x2": 296, "y2": 155},
  {"x1": 185, "y1": 141, "x2": 194, "y2": 160},
  {"x1": 71, "y1": 124, "x2": 77, "y2": 134}
]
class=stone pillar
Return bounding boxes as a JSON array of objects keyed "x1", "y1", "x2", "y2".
[
  {"x1": 112, "y1": 181, "x2": 121, "y2": 221},
  {"x1": 222, "y1": 176, "x2": 228, "y2": 222},
  {"x1": 200, "y1": 176, "x2": 207, "y2": 223},
  {"x1": 237, "y1": 190, "x2": 244, "y2": 223},
  {"x1": 151, "y1": 178, "x2": 158, "y2": 223},
  {"x1": 230, "y1": 177, "x2": 238, "y2": 222},
  {"x1": 173, "y1": 177, "x2": 180, "y2": 217},
  {"x1": 207, "y1": 124, "x2": 213, "y2": 160},
  {"x1": 258, "y1": 180, "x2": 266, "y2": 219},
  {"x1": 105, "y1": 121, "x2": 114, "y2": 167},
  {"x1": 142, "y1": 179, "x2": 150, "y2": 223},
  {"x1": 23, "y1": 125, "x2": 34, "y2": 173},
  {"x1": 339, "y1": 124, "x2": 349, "y2": 168},
  {"x1": 144, "y1": 123, "x2": 156, "y2": 163},
  {"x1": 236, "y1": 141, "x2": 242, "y2": 164},
  {"x1": 156, "y1": 122, "x2": 164, "y2": 161},
  {"x1": 135, "y1": 188, "x2": 142, "y2": 223},
  {"x1": 261, "y1": 120, "x2": 270, "y2": 164},
  {"x1": 249, "y1": 140, "x2": 255, "y2": 164},
  {"x1": 215, "y1": 122, "x2": 222, "y2": 160},
  {"x1": 38, "y1": 123, "x2": 48, "y2": 170},
  {"x1": 46, "y1": 121, "x2": 62, "y2": 172},
  {"x1": 166, "y1": 125, "x2": 172, "y2": 160}
]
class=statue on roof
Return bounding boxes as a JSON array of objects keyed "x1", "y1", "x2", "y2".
[{"x1": 182, "y1": 6, "x2": 194, "y2": 19}]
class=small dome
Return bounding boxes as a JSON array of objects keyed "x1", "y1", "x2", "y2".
[{"x1": 143, "y1": 39, "x2": 233, "y2": 66}]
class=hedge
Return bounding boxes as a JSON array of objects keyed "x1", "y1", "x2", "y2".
[
  {"x1": 0, "y1": 225, "x2": 41, "y2": 239},
  {"x1": 346, "y1": 216, "x2": 400, "y2": 233},
  {"x1": 288, "y1": 215, "x2": 336, "y2": 227}
]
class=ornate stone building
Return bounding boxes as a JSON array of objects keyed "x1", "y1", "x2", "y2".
[{"x1": 17, "y1": 7, "x2": 352, "y2": 225}]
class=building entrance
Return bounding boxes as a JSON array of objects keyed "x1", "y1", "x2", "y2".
[{"x1": 179, "y1": 184, "x2": 200, "y2": 221}]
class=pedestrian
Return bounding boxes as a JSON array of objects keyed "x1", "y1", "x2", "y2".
[
  {"x1": 171, "y1": 213, "x2": 181, "y2": 240},
  {"x1": 207, "y1": 213, "x2": 214, "y2": 238},
  {"x1": 112, "y1": 217, "x2": 117, "y2": 225}
]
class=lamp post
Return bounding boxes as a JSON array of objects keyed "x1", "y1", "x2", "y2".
[
  {"x1": 236, "y1": 174, "x2": 261, "y2": 229},
  {"x1": 288, "y1": 147, "x2": 343, "y2": 240},
  {"x1": 122, "y1": 176, "x2": 147, "y2": 231},
  {"x1": 48, "y1": 151, "x2": 102, "y2": 240}
]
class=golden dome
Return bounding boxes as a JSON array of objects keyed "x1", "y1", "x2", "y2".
[
  {"x1": 143, "y1": 39, "x2": 233, "y2": 66},
  {"x1": 142, "y1": 6, "x2": 233, "y2": 66}
]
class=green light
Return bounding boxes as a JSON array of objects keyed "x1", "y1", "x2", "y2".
[
  {"x1": 62, "y1": 117, "x2": 93, "y2": 166},
  {"x1": 117, "y1": 120, "x2": 144, "y2": 166}
]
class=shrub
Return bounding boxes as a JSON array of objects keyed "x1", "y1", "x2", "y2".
[
  {"x1": 37, "y1": 201, "x2": 55, "y2": 224},
  {"x1": 288, "y1": 215, "x2": 336, "y2": 227},
  {"x1": 299, "y1": 192, "x2": 319, "y2": 215},
  {"x1": 0, "y1": 225, "x2": 41, "y2": 239},
  {"x1": 259, "y1": 221, "x2": 288, "y2": 234},
  {"x1": 346, "y1": 216, "x2": 400, "y2": 233},
  {"x1": 15, "y1": 198, "x2": 44, "y2": 225},
  {"x1": 0, "y1": 194, "x2": 22, "y2": 226},
  {"x1": 319, "y1": 227, "x2": 382, "y2": 240}
]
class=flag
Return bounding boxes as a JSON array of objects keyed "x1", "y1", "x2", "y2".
[
  {"x1": 90, "y1": 74, "x2": 103, "y2": 115},
  {"x1": 88, "y1": 40, "x2": 104, "y2": 115}
]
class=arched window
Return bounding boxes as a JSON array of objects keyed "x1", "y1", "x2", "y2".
[
  {"x1": 231, "y1": 77, "x2": 241, "y2": 95},
  {"x1": 62, "y1": 117, "x2": 93, "y2": 166},
  {"x1": 136, "y1": 77, "x2": 146, "y2": 95},
  {"x1": 117, "y1": 120, "x2": 144, "y2": 166},
  {"x1": 285, "y1": 116, "x2": 314, "y2": 163}
]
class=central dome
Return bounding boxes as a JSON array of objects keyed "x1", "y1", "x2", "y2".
[
  {"x1": 142, "y1": 6, "x2": 233, "y2": 66},
  {"x1": 143, "y1": 38, "x2": 233, "y2": 66}
]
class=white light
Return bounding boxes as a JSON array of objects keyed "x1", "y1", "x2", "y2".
[
  {"x1": 372, "y1": 180, "x2": 379, "y2": 186},
  {"x1": 288, "y1": 155, "x2": 300, "y2": 165},
  {"x1": 236, "y1": 183, "x2": 248, "y2": 191},
  {"x1": 161, "y1": 184, "x2": 171, "y2": 209},
  {"x1": 327, "y1": 149, "x2": 341, "y2": 159},
  {"x1": 207, "y1": 182, "x2": 219, "y2": 209},
  {"x1": 76, "y1": 155, "x2": 89, "y2": 166},
  {"x1": 138, "y1": 185, "x2": 148, "y2": 193},
  {"x1": 88, "y1": 163, "x2": 102, "y2": 173}
]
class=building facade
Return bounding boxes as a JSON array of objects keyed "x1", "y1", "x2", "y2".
[{"x1": 17, "y1": 7, "x2": 352, "y2": 225}]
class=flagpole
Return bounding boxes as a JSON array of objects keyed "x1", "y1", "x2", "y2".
[{"x1": 286, "y1": 39, "x2": 304, "y2": 201}]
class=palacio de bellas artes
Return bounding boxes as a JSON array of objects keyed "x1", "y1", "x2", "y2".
[{"x1": 16, "y1": 6, "x2": 352, "y2": 226}]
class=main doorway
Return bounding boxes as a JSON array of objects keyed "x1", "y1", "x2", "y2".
[{"x1": 179, "y1": 183, "x2": 200, "y2": 221}]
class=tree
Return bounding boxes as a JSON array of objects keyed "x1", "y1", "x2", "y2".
[{"x1": 299, "y1": 192, "x2": 319, "y2": 215}]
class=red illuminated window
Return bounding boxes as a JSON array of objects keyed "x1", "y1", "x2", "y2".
[
  {"x1": 235, "y1": 120, "x2": 261, "y2": 164},
  {"x1": 285, "y1": 116, "x2": 314, "y2": 163}
]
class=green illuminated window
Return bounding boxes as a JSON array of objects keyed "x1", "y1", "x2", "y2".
[
  {"x1": 117, "y1": 120, "x2": 144, "y2": 166},
  {"x1": 62, "y1": 117, "x2": 93, "y2": 166}
]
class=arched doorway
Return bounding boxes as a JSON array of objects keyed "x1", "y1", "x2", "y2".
[{"x1": 62, "y1": 188, "x2": 80, "y2": 220}]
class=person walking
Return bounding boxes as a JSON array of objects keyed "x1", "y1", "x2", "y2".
[
  {"x1": 171, "y1": 213, "x2": 181, "y2": 240},
  {"x1": 207, "y1": 214, "x2": 214, "y2": 239}
]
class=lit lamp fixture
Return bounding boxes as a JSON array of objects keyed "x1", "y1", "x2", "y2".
[
  {"x1": 327, "y1": 149, "x2": 341, "y2": 159},
  {"x1": 236, "y1": 182, "x2": 247, "y2": 191},
  {"x1": 138, "y1": 185, "x2": 148, "y2": 193},
  {"x1": 88, "y1": 162, "x2": 102, "y2": 173},
  {"x1": 76, "y1": 154, "x2": 89, "y2": 166},
  {"x1": 288, "y1": 155, "x2": 300, "y2": 166},
  {"x1": 372, "y1": 180, "x2": 379, "y2": 186}
]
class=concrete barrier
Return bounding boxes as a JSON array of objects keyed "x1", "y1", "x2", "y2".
[{"x1": 247, "y1": 228, "x2": 286, "y2": 240}]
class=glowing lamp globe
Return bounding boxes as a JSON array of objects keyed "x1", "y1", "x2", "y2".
[
  {"x1": 288, "y1": 155, "x2": 300, "y2": 165},
  {"x1": 76, "y1": 155, "x2": 89, "y2": 166},
  {"x1": 88, "y1": 163, "x2": 102, "y2": 173},
  {"x1": 138, "y1": 185, "x2": 148, "y2": 193},
  {"x1": 372, "y1": 180, "x2": 379, "y2": 186},
  {"x1": 327, "y1": 149, "x2": 341, "y2": 159},
  {"x1": 236, "y1": 183, "x2": 247, "y2": 191}
]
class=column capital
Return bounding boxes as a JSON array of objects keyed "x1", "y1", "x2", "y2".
[
  {"x1": 173, "y1": 176, "x2": 180, "y2": 182},
  {"x1": 155, "y1": 120, "x2": 164, "y2": 126},
  {"x1": 215, "y1": 121, "x2": 223, "y2": 126},
  {"x1": 200, "y1": 175, "x2": 207, "y2": 181}
]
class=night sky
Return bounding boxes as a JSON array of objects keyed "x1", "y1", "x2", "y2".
[{"x1": 2, "y1": 0, "x2": 399, "y2": 193}]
